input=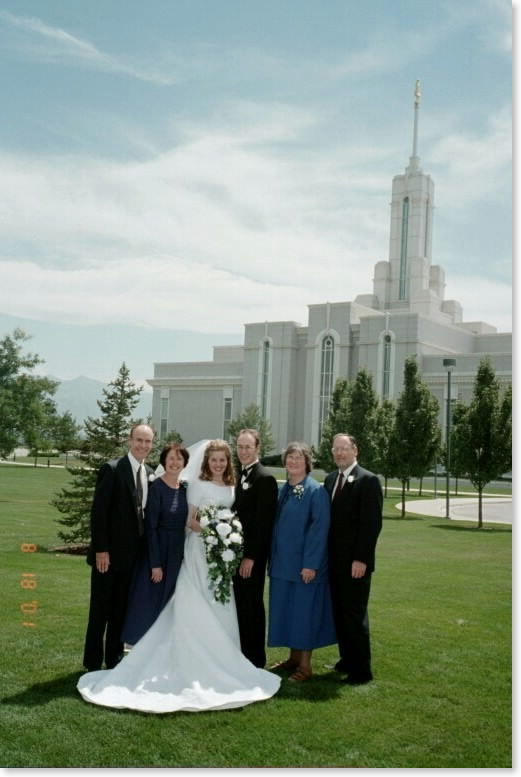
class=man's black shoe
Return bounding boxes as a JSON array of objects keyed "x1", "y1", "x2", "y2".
[{"x1": 334, "y1": 659, "x2": 348, "y2": 672}]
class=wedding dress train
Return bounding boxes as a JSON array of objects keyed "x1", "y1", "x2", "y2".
[{"x1": 77, "y1": 481, "x2": 280, "y2": 713}]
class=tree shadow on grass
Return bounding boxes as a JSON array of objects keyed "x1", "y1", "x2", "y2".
[
  {"x1": 1, "y1": 671, "x2": 81, "y2": 707},
  {"x1": 431, "y1": 522, "x2": 511, "y2": 534}
]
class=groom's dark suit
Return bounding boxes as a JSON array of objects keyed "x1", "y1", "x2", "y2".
[
  {"x1": 83, "y1": 455, "x2": 153, "y2": 670},
  {"x1": 233, "y1": 462, "x2": 278, "y2": 667},
  {"x1": 324, "y1": 464, "x2": 383, "y2": 682}
]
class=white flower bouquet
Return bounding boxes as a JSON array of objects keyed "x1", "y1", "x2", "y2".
[{"x1": 199, "y1": 505, "x2": 243, "y2": 604}]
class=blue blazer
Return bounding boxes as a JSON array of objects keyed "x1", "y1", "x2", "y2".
[{"x1": 269, "y1": 475, "x2": 331, "y2": 583}]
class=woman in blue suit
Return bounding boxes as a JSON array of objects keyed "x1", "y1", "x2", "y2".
[{"x1": 268, "y1": 442, "x2": 336, "y2": 682}]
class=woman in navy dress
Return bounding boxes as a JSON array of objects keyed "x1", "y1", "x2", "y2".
[
  {"x1": 268, "y1": 442, "x2": 336, "y2": 682},
  {"x1": 122, "y1": 443, "x2": 189, "y2": 645}
]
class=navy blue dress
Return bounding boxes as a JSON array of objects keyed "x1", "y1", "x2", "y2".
[
  {"x1": 268, "y1": 476, "x2": 336, "y2": 651},
  {"x1": 122, "y1": 478, "x2": 188, "y2": 645}
]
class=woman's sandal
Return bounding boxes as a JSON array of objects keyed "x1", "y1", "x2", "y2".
[
  {"x1": 269, "y1": 658, "x2": 298, "y2": 672},
  {"x1": 288, "y1": 666, "x2": 313, "y2": 683}
]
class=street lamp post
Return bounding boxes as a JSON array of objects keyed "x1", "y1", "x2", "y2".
[{"x1": 443, "y1": 358, "x2": 456, "y2": 519}]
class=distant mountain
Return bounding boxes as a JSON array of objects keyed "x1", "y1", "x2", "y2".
[{"x1": 51, "y1": 375, "x2": 152, "y2": 426}]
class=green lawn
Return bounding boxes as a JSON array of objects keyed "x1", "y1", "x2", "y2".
[{"x1": 0, "y1": 465, "x2": 511, "y2": 767}]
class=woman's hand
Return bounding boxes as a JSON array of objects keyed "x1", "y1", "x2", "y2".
[
  {"x1": 189, "y1": 511, "x2": 202, "y2": 532},
  {"x1": 151, "y1": 567, "x2": 163, "y2": 583},
  {"x1": 301, "y1": 568, "x2": 316, "y2": 584}
]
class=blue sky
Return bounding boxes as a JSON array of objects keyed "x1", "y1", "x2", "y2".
[{"x1": 0, "y1": 0, "x2": 511, "y2": 387}]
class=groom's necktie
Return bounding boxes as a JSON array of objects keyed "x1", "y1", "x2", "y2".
[
  {"x1": 333, "y1": 471, "x2": 345, "y2": 504},
  {"x1": 135, "y1": 465, "x2": 144, "y2": 536}
]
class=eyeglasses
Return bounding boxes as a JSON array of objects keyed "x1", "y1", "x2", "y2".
[
  {"x1": 237, "y1": 445, "x2": 255, "y2": 451},
  {"x1": 332, "y1": 446, "x2": 353, "y2": 453}
]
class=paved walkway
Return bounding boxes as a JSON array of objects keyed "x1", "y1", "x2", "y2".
[{"x1": 401, "y1": 496, "x2": 512, "y2": 525}]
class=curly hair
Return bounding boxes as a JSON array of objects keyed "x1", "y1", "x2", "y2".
[{"x1": 199, "y1": 439, "x2": 235, "y2": 486}]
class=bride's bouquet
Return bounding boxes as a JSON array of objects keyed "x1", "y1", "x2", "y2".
[{"x1": 199, "y1": 505, "x2": 243, "y2": 604}]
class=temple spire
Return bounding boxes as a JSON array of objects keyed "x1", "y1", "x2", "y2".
[{"x1": 406, "y1": 79, "x2": 422, "y2": 173}]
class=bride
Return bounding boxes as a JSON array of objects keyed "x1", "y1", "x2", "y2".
[{"x1": 77, "y1": 439, "x2": 281, "y2": 713}]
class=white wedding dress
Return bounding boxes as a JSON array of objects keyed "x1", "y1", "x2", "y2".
[{"x1": 77, "y1": 480, "x2": 280, "y2": 713}]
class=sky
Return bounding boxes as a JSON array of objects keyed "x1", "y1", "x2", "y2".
[{"x1": 0, "y1": 0, "x2": 512, "y2": 388}]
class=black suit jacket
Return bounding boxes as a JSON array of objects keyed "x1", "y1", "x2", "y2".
[
  {"x1": 233, "y1": 462, "x2": 278, "y2": 569},
  {"x1": 324, "y1": 464, "x2": 383, "y2": 574},
  {"x1": 87, "y1": 455, "x2": 153, "y2": 570}
]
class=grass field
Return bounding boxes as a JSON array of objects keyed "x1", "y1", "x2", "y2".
[{"x1": 0, "y1": 465, "x2": 511, "y2": 768}]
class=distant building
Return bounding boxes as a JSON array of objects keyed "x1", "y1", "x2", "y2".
[{"x1": 148, "y1": 83, "x2": 511, "y2": 450}]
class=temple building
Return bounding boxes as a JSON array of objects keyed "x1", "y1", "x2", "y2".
[{"x1": 148, "y1": 83, "x2": 511, "y2": 450}]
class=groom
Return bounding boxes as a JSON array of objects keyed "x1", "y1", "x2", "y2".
[
  {"x1": 324, "y1": 433, "x2": 383, "y2": 685},
  {"x1": 233, "y1": 429, "x2": 278, "y2": 668},
  {"x1": 83, "y1": 423, "x2": 154, "y2": 671}
]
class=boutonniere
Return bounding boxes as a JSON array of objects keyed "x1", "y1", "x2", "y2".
[
  {"x1": 242, "y1": 482, "x2": 250, "y2": 490},
  {"x1": 347, "y1": 475, "x2": 355, "y2": 484},
  {"x1": 292, "y1": 484, "x2": 305, "y2": 500},
  {"x1": 148, "y1": 473, "x2": 156, "y2": 482}
]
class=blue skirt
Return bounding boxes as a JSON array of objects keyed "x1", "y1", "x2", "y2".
[
  {"x1": 268, "y1": 576, "x2": 336, "y2": 650},
  {"x1": 122, "y1": 531, "x2": 184, "y2": 645}
]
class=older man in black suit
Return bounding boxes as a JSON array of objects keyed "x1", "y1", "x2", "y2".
[
  {"x1": 232, "y1": 429, "x2": 278, "y2": 668},
  {"x1": 324, "y1": 433, "x2": 383, "y2": 685},
  {"x1": 82, "y1": 423, "x2": 154, "y2": 671}
]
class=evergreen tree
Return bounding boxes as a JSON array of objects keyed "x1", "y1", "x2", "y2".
[
  {"x1": 0, "y1": 329, "x2": 58, "y2": 457},
  {"x1": 451, "y1": 358, "x2": 511, "y2": 528},
  {"x1": 52, "y1": 363, "x2": 144, "y2": 544},
  {"x1": 227, "y1": 404, "x2": 274, "y2": 470},
  {"x1": 390, "y1": 356, "x2": 441, "y2": 516},
  {"x1": 150, "y1": 428, "x2": 183, "y2": 467},
  {"x1": 51, "y1": 411, "x2": 83, "y2": 466}
]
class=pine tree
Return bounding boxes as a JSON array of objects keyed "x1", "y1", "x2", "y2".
[{"x1": 52, "y1": 363, "x2": 144, "y2": 545}]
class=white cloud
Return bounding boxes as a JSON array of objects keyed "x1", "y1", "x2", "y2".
[
  {"x1": 445, "y1": 275, "x2": 511, "y2": 333},
  {"x1": 428, "y1": 105, "x2": 511, "y2": 207},
  {"x1": 0, "y1": 10, "x2": 177, "y2": 84},
  {"x1": 0, "y1": 97, "x2": 510, "y2": 334}
]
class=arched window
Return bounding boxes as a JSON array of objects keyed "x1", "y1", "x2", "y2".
[
  {"x1": 319, "y1": 335, "x2": 334, "y2": 441},
  {"x1": 399, "y1": 197, "x2": 409, "y2": 300}
]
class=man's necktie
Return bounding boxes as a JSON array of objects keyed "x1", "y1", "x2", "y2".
[
  {"x1": 333, "y1": 471, "x2": 345, "y2": 504},
  {"x1": 241, "y1": 468, "x2": 249, "y2": 482},
  {"x1": 135, "y1": 465, "x2": 144, "y2": 536}
]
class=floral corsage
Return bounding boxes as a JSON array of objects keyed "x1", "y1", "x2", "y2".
[
  {"x1": 199, "y1": 505, "x2": 243, "y2": 604},
  {"x1": 292, "y1": 484, "x2": 305, "y2": 500}
]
